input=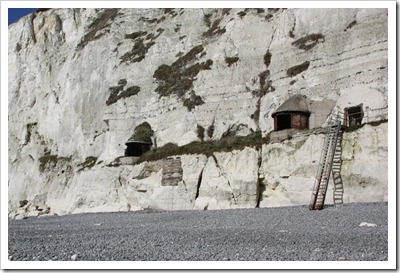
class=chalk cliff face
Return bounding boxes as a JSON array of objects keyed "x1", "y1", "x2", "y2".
[{"x1": 8, "y1": 8, "x2": 388, "y2": 218}]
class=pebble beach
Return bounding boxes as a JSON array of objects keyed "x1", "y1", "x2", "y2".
[{"x1": 8, "y1": 202, "x2": 388, "y2": 262}]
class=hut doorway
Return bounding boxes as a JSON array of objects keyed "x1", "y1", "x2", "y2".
[
  {"x1": 125, "y1": 141, "x2": 151, "y2": 157},
  {"x1": 344, "y1": 105, "x2": 363, "y2": 126},
  {"x1": 276, "y1": 114, "x2": 292, "y2": 131}
]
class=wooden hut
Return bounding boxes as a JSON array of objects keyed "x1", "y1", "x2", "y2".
[
  {"x1": 271, "y1": 95, "x2": 311, "y2": 131},
  {"x1": 124, "y1": 140, "x2": 151, "y2": 157}
]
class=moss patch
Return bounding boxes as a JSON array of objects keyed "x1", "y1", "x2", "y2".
[
  {"x1": 251, "y1": 50, "x2": 275, "y2": 127},
  {"x1": 225, "y1": 56, "x2": 239, "y2": 67},
  {"x1": 106, "y1": 80, "x2": 140, "y2": 106},
  {"x1": 132, "y1": 122, "x2": 154, "y2": 143},
  {"x1": 256, "y1": 70, "x2": 275, "y2": 96},
  {"x1": 38, "y1": 153, "x2": 71, "y2": 173},
  {"x1": 344, "y1": 119, "x2": 387, "y2": 133},
  {"x1": 263, "y1": 50, "x2": 272, "y2": 67},
  {"x1": 368, "y1": 119, "x2": 388, "y2": 127},
  {"x1": 344, "y1": 20, "x2": 357, "y2": 31},
  {"x1": 197, "y1": 125, "x2": 205, "y2": 141},
  {"x1": 120, "y1": 28, "x2": 164, "y2": 64},
  {"x1": 174, "y1": 24, "x2": 182, "y2": 32},
  {"x1": 157, "y1": 16, "x2": 166, "y2": 23},
  {"x1": 207, "y1": 123, "x2": 215, "y2": 139},
  {"x1": 125, "y1": 86, "x2": 141, "y2": 95},
  {"x1": 203, "y1": 13, "x2": 213, "y2": 27},
  {"x1": 286, "y1": 61, "x2": 310, "y2": 77},
  {"x1": 292, "y1": 33, "x2": 325, "y2": 50},
  {"x1": 237, "y1": 8, "x2": 267, "y2": 18},
  {"x1": 203, "y1": 17, "x2": 226, "y2": 38},
  {"x1": 137, "y1": 131, "x2": 267, "y2": 163},
  {"x1": 118, "y1": 79, "x2": 127, "y2": 86},
  {"x1": 183, "y1": 91, "x2": 205, "y2": 111},
  {"x1": 105, "y1": 157, "x2": 123, "y2": 167},
  {"x1": 237, "y1": 11, "x2": 247, "y2": 18},
  {"x1": 153, "y1": 45, "x2": 213, "y2": 98},
  {"x1": 77, "y1": 156, "x2": 98, "y2": 172},
  {"x1": 163, "y1": 8, "x2": 178, "y2": 17},
  {"x1": 222, "y1": 8, "x2": 232, "y2": 15},
  {"x1": 125, "y1": 31, "x2": 147, "y2": 40},
  {"x1": 139, "y1": 16, "x2": 165, "y2": 24},
  {"x1": 251, "y1": 100, "x2": 261, "y2": 127},
  {"x1": 38, "y1": 155, "x2": 58, "y2": 172},
  {"x1": 258, "y1": 70, "x2": 270, "y2": 94},
  {"x1": 25, "y1": 122, "x2": 38, "y2": 143},
  {"x1": 265, "y1": 14, "x2": 274, "y2": 21},
  {"x1": 76, "y1": 9, "x2": 119, "y2": 51},
  {"x1": 120, "y1": 39, "x2": 154, "y2": 64},
  {"x1": 19, "y1": 200, "x2": 29, "y2": 207}
]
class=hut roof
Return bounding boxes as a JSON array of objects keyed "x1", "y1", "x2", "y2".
[
  {"x1": 125, "y1": 138, "x2": 151, "y2": 145},
  {"x1": 271, "y1": 94, "x2": 310, "y2": 117}
]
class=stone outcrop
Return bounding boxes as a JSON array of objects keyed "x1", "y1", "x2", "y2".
[{"x1": 8, "y1": 8, "x2": 388, "y2": 218}]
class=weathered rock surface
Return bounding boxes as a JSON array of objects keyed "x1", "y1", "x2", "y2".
[{"x1": 8, "y1": 8, "x2": 388, "y2": 217}]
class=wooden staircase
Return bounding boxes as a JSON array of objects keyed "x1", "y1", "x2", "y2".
[{"x1": 309, "y1": 114, "x2": 343, "y2": 210}]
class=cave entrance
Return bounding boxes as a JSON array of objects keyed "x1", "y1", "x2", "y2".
[
  {"x1": 276, "y1": 114, "x2": 292, "y2": 131},
  {"x1": 125, "y1": 141, "x2": 151, "y2": 157},
  {"x1": 345, "y1": 105, "x2": 363, "y2": 126}
]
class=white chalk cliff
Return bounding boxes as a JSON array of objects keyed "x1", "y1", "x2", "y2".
[{"x1": 8, "y1": 8, "x2": 388, "y2": 218}]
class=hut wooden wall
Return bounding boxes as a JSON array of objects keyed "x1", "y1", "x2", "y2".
[{"x1": 291, "y1": 114, "x2": 308, "y2": 130}]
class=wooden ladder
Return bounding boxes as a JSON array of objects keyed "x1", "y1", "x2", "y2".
[
  {"x1": 332, "y1": 132, "x2": 344, "y2": 204},
  {"x1": 309, "y1": 114, "x2": 342, "y2": 210}
]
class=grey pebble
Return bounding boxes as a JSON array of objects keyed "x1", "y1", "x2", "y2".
[{"x1": 8, "y1": 202, "x2": 388, "y2": 261}]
